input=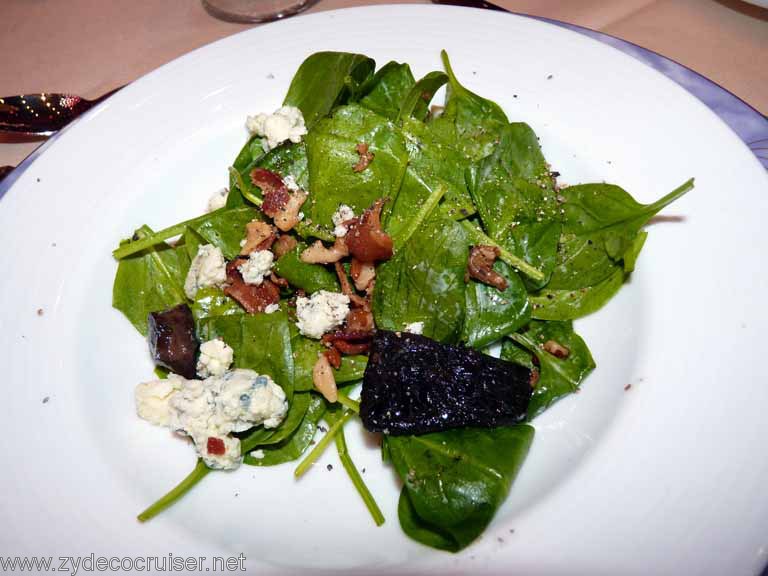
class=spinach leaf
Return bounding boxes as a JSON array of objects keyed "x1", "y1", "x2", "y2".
[
  {"x1": 112, "y1": 226, "x2": 188, "y2": 335},
  {"x1": 189, "y1": 206, "x2": 261, "y2": 260},
  {"x1": 227, "y1": 135, "x2": 266, "y2": 208},
  {"x1": 504, "y1": 320, "x2": 596, "y2": 419},
  {"x1": 283, "y1": 52, "x2": 376, "y2": 129},
  {"x1": 398, "y1": 71, "x2": 448, "y2": 122},
  {"x1": 358, "y1": 61, "x2": 415, "y2": 121},
  {"x1": 529, "y1": 266, "x2": 624, "y2": 320},
  {"x1": 468, "y1": 122, "x2": 561, "y2": 289},
  {"x1": 190, "y1": 287, "x2": 242, "y2": 322},
  {"x1": 243, "y1": 393, "x2": 326, "y2": 466},
  {"x1": 374, "y1": 213, "x2": 470, "y2": 343},
  {"x1": 462, "y1": 261, "x2": 531, "y2": 348},
  {"x1": 304, "y1": 104, "x2": 409, "y2": 225},
  {"x1": 429, "y1": 51, "x2": 508, "y2": 161},
  {"x1": 548, "y1": 179, "x2": 693, "y2": 289},
  {"x1": 387, "y1": 425, "x2": 534, "y2": 552},
  {"x1": 386, "y1": 117, "x2": 475, "y2": 240},
  {"x1": 198, "y1": 309, "x2": 294, "y2": 399},
  {"x1": 273, "y1": 245, "x2": 339, "y2": 293}
]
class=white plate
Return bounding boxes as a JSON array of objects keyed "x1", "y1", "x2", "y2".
[{"x1": 1, "y1": 5, "x2": 767, "y2": 574}]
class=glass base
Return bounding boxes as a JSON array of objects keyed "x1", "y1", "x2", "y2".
[{"x1": 202, "y1": 0, "x2": 319, "y2": 23}]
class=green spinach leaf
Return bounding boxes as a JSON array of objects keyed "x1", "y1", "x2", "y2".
[
  {"x1": 529, "y1": 266, "x2": 624, "y2": 320},
  {"x1": 304, "y1": 104, "x2": 409, "y2": 225},
  {"x1": 374, "y1": 213, "x2": 470, "y2": 343},
  {"x1": 283, "y1": 51, "x2": 376, "y2": 129},
  {"x1": 387, "y1": 425, "x2": 534, "y2": 552},
  {"x1": 273, "y1": 245, "x2": 339, "y2": 293},
  {"x1": 462, "y1": 261, "x2": 531, "y2": 348},
  {"x1": 358, "y1": 61, "x2": 415, "y2": 121},
  {"x1": 398, "y1": 71, "x2": 448, "y2": 122},
  {"x1": 189, "y1": 206, "x2": 261, "y2": 260},
  {"x1": 190, "y1": 287, "x2": 242, "y2": 322},
  {"x1": 113, "y1": 226, "x2": 188, "y2": 335},
  {"x1": 504, "y1": 320, "x2": 595, "y2": 419}
]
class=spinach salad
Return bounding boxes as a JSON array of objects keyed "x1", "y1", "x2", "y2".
[{"x1": 112, "y1": 51, "x2": 693, "y2": 552}]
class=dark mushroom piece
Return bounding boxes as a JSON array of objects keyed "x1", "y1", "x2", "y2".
[{"x1": 147, "y1": 304, "x2": 199, "y2": 379}]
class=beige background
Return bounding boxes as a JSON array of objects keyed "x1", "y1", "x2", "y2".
[{"x1": 1, "y1": 0, "x2": 766, "y2": 167}]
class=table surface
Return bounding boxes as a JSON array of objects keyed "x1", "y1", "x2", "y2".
[{"x1": 1, "y1": 0, "x2": 766, "y2": 168}]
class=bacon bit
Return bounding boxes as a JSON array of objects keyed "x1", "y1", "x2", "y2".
[
  {"x1": 300, "y1": 237, "x2": 349, "y2": 264},
  {"x1": 272, "y1": 234, "x2": 298, "y2": 258},
  {"x1": 529, "y1": 369, "x2": 540, "y2": 388},
  {"x1": 543, "y1": 340, "x2": 570, "y2": 359},
  {"x1": 322, "y1": 330, "x2": 373, "y2": 355},
  {"x1": 333, "y1": 340, "x2": 371, "y2": 355},
  {"x1": 224, "y1": 260, "x2": 280, "y2": 314},
  {"x1": 323, "y1": 347, "x2": 342, "y2": 369},
  {"x1": 466, "y1": 245, "x2": 508, "y2": 291},
  {"x1": 352, "y1": 142, "x2": 374, "y2": 173},
  {"x1": 251, "y1": 168, "x2": 289, "y2": 216},
  {"x1": 346, "y1": 308, "x2": 375, "y2": 333},
  {"x1": 207, "y1": 437, "x2": 226, "y2": 456},
  {"x1": 313, "y1": 354, "x2": 338, "y2": 402},
  {"x1": 240, "y1": 220, "x2": 277, "y2": 255},
  {"x1": 270, "y1": 272, "x2": 289, "y2": 288},
  {"x1": 346, "y1": 199, "x2": 393, "y2": 263},
  {"x1": 334, "y1": 262, "x2": 354, "y2": 296},
  {"x1": 250, "y1": 168, "x2": 307, "y2": 232},
  {"x1": 350, "y1": 258, "x2": 376, "y2": 292}
]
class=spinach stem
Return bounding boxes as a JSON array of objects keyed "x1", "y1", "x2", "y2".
[
  {"x1": 336, "y1": 391, "x2": 360, "y2": 414},
  {"x1": 113, "y1": 212, "x2": 220, "y2": 260},
  {"x1": 229, "y1": 166, "x2": 263, "y2": 207},
  {"x1": 394, "y1": 184, "x2": 446, "y2": 250},
  {"x1": 647, "y1": 178, "x2": 694, "y2": 213},
  {"x1": 458, "y1": 220, "x2": 545, "y2": 282},
  {"x1": 137, "y1": 459, "x2": 210, "y2": 522},
  {"x1": 335, "y1": 428, "x2": 385, "y2": 526},
  {"x1": 294, "y1": 410, "x2": 354, "y2": 478}
]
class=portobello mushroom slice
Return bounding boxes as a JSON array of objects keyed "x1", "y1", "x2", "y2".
[
  {"x1": 147, "y1": 303, "x2": 199, "y2": 379},
  {"x1": 360, "y1": 330, "x2": 532, "y2": 435}
]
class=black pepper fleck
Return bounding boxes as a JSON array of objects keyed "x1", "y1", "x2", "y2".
[
  {"x1": 42, "y1": 396, "x2": 50, "y2": 404},
  {"x1": 326, "y1": 464, "x2": 333, "y2": 471}
]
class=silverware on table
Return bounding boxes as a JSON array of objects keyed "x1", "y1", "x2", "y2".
[{"x1": 0, "y1": 86, "x2": 122, "y2": 137}]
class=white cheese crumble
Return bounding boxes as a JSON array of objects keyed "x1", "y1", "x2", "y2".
[
  {"x1": 196, "y1": 338, "x2": 234, "y2": 379},
  {"x1": 283, "y1": 174, "x2": 300, "y2": 192},
  {"x1": 135, "y1": 369, "x2": 289, "y2": 470},
  {"x1": 251, "y1": 449, "x2": 265, "y2": 460},
  {"x1": 237, "y1": 250, "x2": 274, "y2": 286},
  {"x1": 264, "y1": 303, "x2": 280, "y2": 314},
  {"x1": 403, "y1": 321, "x2": 425, "y2": 335},
  {"x1": 331, "y1": 204, "x2": 356, "y2": 238},
  {"x1": 135, "y1": 375, "x2": 183, "y2": 427},
  {"x1": 246, "y1": 106, "x2": 307, "y2": 152},
  {"x1": 184, "y1": 244, "x2": 227, "y2": 300},
  {"x1": 295, "y1": 290, "x2": 350, "y2": 339},
  {"x1": 207, "y1": 187, "x2": 229, "y2": 212}
]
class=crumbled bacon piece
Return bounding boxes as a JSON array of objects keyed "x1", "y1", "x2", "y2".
[
  {"x1": 270, "y1": 273, "x2": 289, "y2": 288},
  {"x1": 333, "y1": 262, "x2": 366, "y2": 308},
  {"x1": 352, "y1": 142, "x2": 374, "y2": 173},
  {"x1": 240, "y1": 220, "x2": 277, "y2": 255},
  {"x1": 466, "y1": 245, "x2": 508, "y2": 291},
  {"x1": 273, "y1": 234, "x2": 298, "y2": 258},
  {"x1": 529, "y1": 369, "x2": 540, "y2": 388},
  {"x1": 322, "y1": 330, "x2": 373, "y2": 355},
  {"x1": 224, "y1": 260, "x2": 280, "y2": 314},
  {"x1": 346, "y1": 199, "x2": 393, "y2": 263},
  {"x1": 345, "y1": 307, "x2": 375, "y2": 333},
  {"x1": 207, "y1": 437, "x2": 226, "y2": 456},
  {"x1": 300, "y1": 237, "x2": 349, "y2": 264},
  {"x1": 543, "y1": 340, "x2": 570, "y2": 359},
  {"x1": 250, "y1": 168, "x2": 307, "y2": 232},
  {"x1": 323, "y1": 347, "x2": 342, "y2": 369},
  {"x1": 350, "y1": 258, "x2": 376, "y2": 292}
]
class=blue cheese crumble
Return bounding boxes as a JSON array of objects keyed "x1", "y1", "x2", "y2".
[
  {"x1": 184, "y1": 244, "x2": 227, "y2": 299},
  {"x1": 196, "y1": 338, "x2": 234, "y2": 378},
  {"x1": 135, "y1": 369, "x2": 289, "y2": 470},
  {"x1": 295, "y1": 290, "x2": 350, "y2": 339},
  {"x1": 246, "y1": 106, "x2": 307, "y2": 151},
  {"x1": 237, "y1": 250, "x2": 274, "y2": 286}
]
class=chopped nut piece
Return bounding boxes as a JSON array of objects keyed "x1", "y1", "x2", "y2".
[
  {"x1": 272, "y1": 234, "x2": 298, "y2": 258},
  {"x1": 543, "y1": 340, "x2": 570, "y2": 359},
  {"x1": 313, "y1": 353, "x2": 338, "y2": 402},
  {"x1": 352, "y1": 142, "x2": 374, "y2": 173},
  {"x1": 300, "y1": 237, "x2": 349, "y2": 264},
  {"x1": 466, "y1": 245, "x2": 508, "y2": 291},
  {"x1": 240, "y1": 220, "x2": 277, "y2": 255},
  {"x1": 350, "y1": 258, "x2": 376, "y2": 292}
]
